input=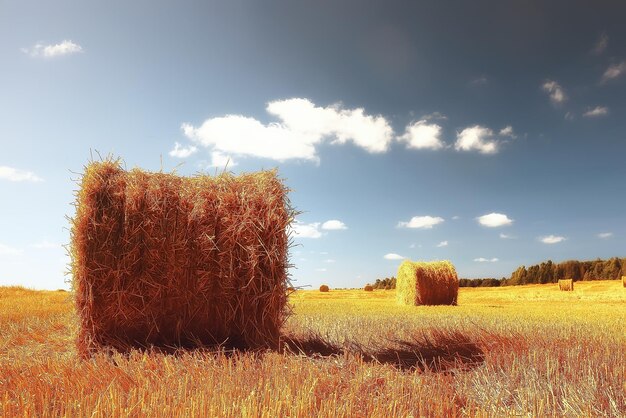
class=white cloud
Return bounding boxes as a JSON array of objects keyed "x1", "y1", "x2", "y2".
[
  {"x1": 470, "y1": 76, "x2": 488, "y2": 86},
  {"x1": 602, "y1": 61, "x2": 626, "y2": 82},
  {"x1": 384, "y1": 253, "x2": 405, "y2": 260},
  {"x1": 182, "y1": 98, "x2": 393, "y2": 162},
  {"x1": 23, "y1": 40, "x2": 83, "y2": 58},
  {"x1": 477, "y1": 213, "x2": 513, "y2": 228},
  {"x1": 474, "y1": 257, "x2": 499, "y2": 263},
  {"x1": 0, "y1": 166, "x2": 43, "y2": 182},
  {"x1": 564, "y1": 112, "x2": 575, "y2": 121},
  {"x1": 289, "y1": 222, "x2": 322, "y2": 239},
  {"x1": 597, "y1": 232, "x2": 613, "y2": 239},
  {"x1": 540, "y1": 235, "x2": 566, "y2": 244},
  {"x1": 542, "y1": 80, "x2": 567, "y2": 104},
  {"x1": 32, "y1": 240, "x2": 61, "y2": 249},
  {"x1": 436, "y1": 241, "x2": 448, "y2": 247},
  {"x1": 409, "y1": 243, "x2": 416, "y2": 248},
  {"x1": 455, "y1": 125, "x2": 499, "y2": 154},
  {"x1": 207, "y1": 150, "x2": 237, "y2": 168},
  {"x1": 0, "y1": 243, "x2": 22, "y2": 256},
  {"x1": 315, "y1": 268, "x2": 327, "y2": 272},
  {"x1": 398, "y1": 120, "x2": 445, "y2": 150},
  {"x1": 592, "y1": 32, "x2": 608, "y2": 55},
  {"x1": 397, "y1": 215, "x2": 444, "y2": 229},
  {"x1": 499, "y1": 126, "x2": 516, "y2": 138},
  {"x1": 169, "y1": 142, "x2": 198, "y2": 158},
  {"x1": 324, "y1": 259, "x2": 336, "y2": 263},
  {"x1": 452, "y1": 216, "x2": 460, "y2": 220},
  {"x1": 583, "y1": 106, "x2": 609, "y2": 118},
  {"x1": 499, "y1": 233, "x2": 516, "y2": 239},
  {"x1": 321, "y1": 220, "x2": 347, "y2": 230}
]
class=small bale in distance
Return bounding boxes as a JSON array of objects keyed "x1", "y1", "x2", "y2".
[
  {"x1": 70, "y1": 159, "x2": 293, "y2": 357},
  {"x1": 558, "y1": 279, "x2": 574, "y2": 291},
  {"x1": 396, "y1": 260, "x2": 459, "y2": 306},
  {"x1": 319, "y1": 285, "x2": 330, "y2": 292},
  {"x1": 364, "y1": 284, "x2": 374, "y2": 292}
]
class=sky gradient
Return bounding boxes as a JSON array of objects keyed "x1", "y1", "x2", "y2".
[{"x1": 1, "y1": 0, "x2": 625, "y2": 289}]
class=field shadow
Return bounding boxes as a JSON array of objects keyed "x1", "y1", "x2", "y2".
[{"x1": 282, "y1": 329, "x2": 485, "y2": 373}]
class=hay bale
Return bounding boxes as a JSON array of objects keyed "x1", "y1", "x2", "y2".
[
  {"x1": 364, "y1": 284, "x2": 374, "y2": 292},
  {"x1": 319, "y1": 285, "x2": 330, "y2": 292},
  {"x1": 70, "y1": 159, "x2": 293, "y2": 356},
  {"x1": 622, "y1": 276, "x2": 626, "y2": 288},
  {"x1": 396, "y1": 260, "x2": 458, "y2": 306},
  {"x1": 558, "y1": 279, "x2": 574, "y2": 291}
]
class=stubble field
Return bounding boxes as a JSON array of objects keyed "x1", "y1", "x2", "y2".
[{"x1": 1, "y1": 280, "x2": 624, "y2": 417}]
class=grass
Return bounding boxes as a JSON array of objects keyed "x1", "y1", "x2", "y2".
[{"x1": 1, "y1": 281, "x2": 625, "y2": 417}]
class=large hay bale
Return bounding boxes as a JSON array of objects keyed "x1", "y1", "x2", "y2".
[
  {"x1": 396, "y1": 260, "x2": 459, "y2": 306},
  {"x1": 364, "y1": 284, "x2": 374, "y2": 292},
  {"x1": 70, "y1": 159, "x2": 293, "y2": 356},
  {"x1": 558, "y1": 279, "x2": 574, "y2": 291},
  {"x1": 319, "y1": 285, "x2": 330, "y2": 292}
]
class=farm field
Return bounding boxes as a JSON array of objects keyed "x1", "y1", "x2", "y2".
[{"x1": 1, "y1": 280, "x2": 625, "y2": 417}]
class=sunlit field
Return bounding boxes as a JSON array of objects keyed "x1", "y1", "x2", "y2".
[{"x1": 1, "y1": 281, "x2": 625, "y2": 417}]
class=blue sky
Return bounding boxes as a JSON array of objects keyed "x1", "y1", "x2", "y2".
[{"x1": 1, "y1": 1, "x2": 625, "y2": 290}]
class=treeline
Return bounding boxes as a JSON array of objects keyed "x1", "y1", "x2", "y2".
[
  {"x1": 372, "y1": 277, "x2": 396, "y2": 289},
  {"x1": 458, "y1": 278, "x2": 505, "y2": 287},
  {"x1": 508, "y1": 257, "x2": 626, "y2": 285}
]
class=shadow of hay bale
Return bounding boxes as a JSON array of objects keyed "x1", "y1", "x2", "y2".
[{"x1": 282, "y1": 329, "x2": 484, "y2": 373}]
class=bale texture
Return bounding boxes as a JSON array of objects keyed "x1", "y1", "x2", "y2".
[
  {"x1": 319, "y1": 285, "x2": 330, "y2": 292},
  {"x1": 558, "y1": 279, "x2": 574, "y2": 291},
  {"x1": 71, "y1": 159, "x2": 293, "y2": 356},
  {"x1": 364, "y1": 285, "x2": 374, "y2": 292},
  {"x1": 396, "y1": 260, "x2": 459, "y2": 306}
]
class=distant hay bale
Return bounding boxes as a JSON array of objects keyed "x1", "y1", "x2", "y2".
[
  {"x1": 558, "y1": 279, "x2": 574, "y2": 291},
  {"x1": 396, "y1": 260, "x2": 459, "y2": 306},
  {"x1": 364, "y1": 285, "x2": 374, "y2": 292},
  {"x1": 70, "y1": 159, "x2": 293, "y2": 357},
  {"x1": 319, "y1": 285, "x2": 330, "y2": 292}
]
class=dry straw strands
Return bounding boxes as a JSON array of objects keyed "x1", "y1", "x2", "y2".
[
  {"x1": 364, "y1": 285, "x2": 374, "y2": 292},
  {"x1": 70, "y1": 159, "x2": 294, "y2": 357},
  {"x1": 558, "y1": 279, "x2": 574, "y2": 291},
  {"x1": 396, "y1": 260, "x2": 459, "y2": 306},
  {"x1": 319, "y1": 285, "x2": 330, "y2": 292}
]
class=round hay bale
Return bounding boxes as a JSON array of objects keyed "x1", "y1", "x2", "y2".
[
  {"x1": 396, "y1": 260, "x2": 458, "y2": 306},
  {"x1": 558, "y1": 279, "x2": 574, "y2": 291},
  {"x1": 363, "y1": 284, "x2": 374, "y2": 292},
  {"x1": 319, "y1": 284, "x2": 330, "y2": 292},
  {"x1": 70, "y1": 159, "x2": 293, "y2": 357}
]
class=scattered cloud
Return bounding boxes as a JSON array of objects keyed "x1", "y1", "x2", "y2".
[
  {"x1": 398, "y1": 120, "x2": 445, "y2": 150},
  {"x1": 436, "y1": 241, "x2": 448, "y2": 247},
  {"x1": 592, "y1": 32, "x2": 608, "y2": 55},
  {"x1": 169, "y1": 142, "x2": 198, "y2": 158},
  {"x1": 455, "y1": 125, "x2": 499, "y2": 154},
  {"x1": 315, "y1": 268, "x2": 327, "y2": 272},
  {"x1": 564, "y1": 112, "x2": 575, "y2": 121},
  {"x1": 323, "y1": 259, "x2": 336, "y2": 263},
  {"x1": 0, "y1": 243, "x2": 22, "y2": 256},
  {"x1": 452, "y1": 216, "x2": 460, "y2": 220},
  {"x1": 0, "y1": 166, "x2": 43, "y2": 182},
  {"x1": 397, "y1": 215, "x2": 444, "y2": 229},
  {"x1": 499, "y1": 126, "x2": 516, "y2": 138},
  {"x1": 207, "y1": 150, "x2": 237, "y2": 168},
  {"x1": 477, "y1": 213, "x2": 513, "y2": 228},
  {"x1": 182, "y1": 98, "x2": 393, "y2": 162},
  {"x1": 499, "y1": 233, "x2": 516, "y2": 239},
  {"x1": 470, "y1": 76, "x2": 488, "y2": 86},
  {"x1": 384, "y1": 253, "x2": 405, "y2": 260},
  {"x1": 474, "y1": 257, "x2": 499, "y2": 262},
  {"x1": 32, "y1": 240, "x2": 61, "y2": 249},
  {"x1": 322, "y1": 220, "x2": 347, "y2": 230},
  {"x1": 542, "y1": 80, "x2": 567, "y2": 105},
  {"x1": 540, "y1": 235, "x2": 566, "y2": 244},
  {"x1": 597, "y1": 232, "x2": 613, "y2": 239},
  {"x1": 23, "y1": 40, "x2": 83, "y2": 58},
  {"x1": 422, "y1": 112, "x2": 448, "y2": 121},
  {"x1": 601, "y1": 61, "x2": 626, "y2": 83},
  {"x1": 290, "y1": 222, "x2": 322, "y2": 239},
  {"x1": 582, "y1": 106, "x2": 609, "y2": 118}
]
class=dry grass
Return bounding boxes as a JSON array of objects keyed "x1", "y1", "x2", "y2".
[
  {"x1": 70, "y1": 159, "x2": 293, "y2": 356},
  {"x1": 558, "y1": 279, "x2": 574, "y2": 291},
  {"x1": 396, "y1": 260, "x2": 459, "y2": 305},
  {"x1": 1, "y1": 280, "x2": 625, "y2": 417}
]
